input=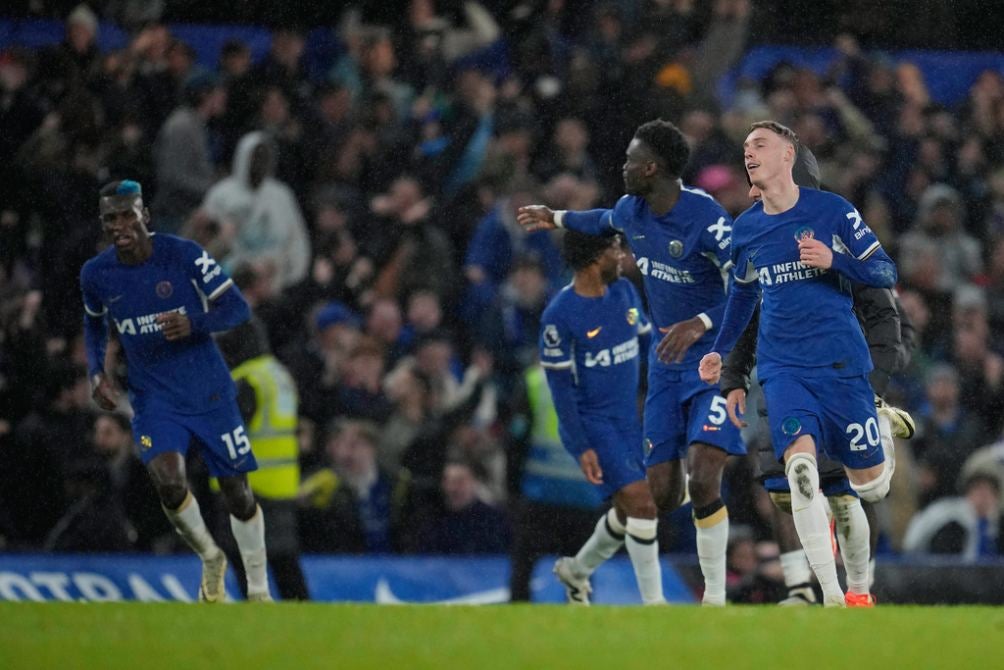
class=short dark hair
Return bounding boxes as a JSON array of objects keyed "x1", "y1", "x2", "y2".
[
  {"x1": 633, "y1": 119, "x2": 690, "y2": 178},
  {"x1": 562, "y1": 229, "x2": 618, "y2": 271},
  {"x1": 750, "y1": 120, "x2": 799, "y2": 148}
]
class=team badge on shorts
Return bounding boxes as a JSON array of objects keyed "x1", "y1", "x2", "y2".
[
  {"x1": 626, "y1": 308, "x2": 639, "y2": 325},
  {"x1": 794, "y1": 226, "x2": 815, "y2": 242},
  {"x1": 156, "y1": 281, "x2": 173, "y2": 299},
  {"x1": 668, "y1": 240, "x2": 684, "y2": 258},
  {"x1": 140, "y1": 435, "x2": 153, "y2": 450},
  {"x1": 781, "y1": 417, "x2": 802, "y2": 436}
]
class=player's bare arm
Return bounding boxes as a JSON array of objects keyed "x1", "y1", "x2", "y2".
[
  {"x1": 90, "y1": 372, "x2": 119, "y2": 410},
  {"x1": 516, "y1": 205, "x2": 557, "y2": 232},
  {"x1": 724, "y1": 388, "x2": 748, "y2": 429},
  {"x1": 656, "y1": 316, "x2": 708, "y2": 363},
  {"x1": 798, "y1": 238, "x2": 833, "y2": 269},
  {"x1": 578, "y1": 448, "x2": 604, "y2": 485},
  {"x1": 699, "y1": 352, "x2": 722, "y2": 384}
]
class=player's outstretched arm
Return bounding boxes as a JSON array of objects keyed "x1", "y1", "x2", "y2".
[
  {"x1": 827, "y1": 244, "x2": 897, "y2": 288},
  {"x1": 517, "y1": 205, "x2": 614, "y2": 236},
  {"x1": 83, "y1": 312, "x2": 118, "y2": 410},
  {"x1": 720, "y1": 304, "x2": 759, "y2": 396}
]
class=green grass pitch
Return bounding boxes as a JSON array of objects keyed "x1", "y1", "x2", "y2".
[{"x1": 1, "y1": 603, "x2": 1000, "y2": 669}]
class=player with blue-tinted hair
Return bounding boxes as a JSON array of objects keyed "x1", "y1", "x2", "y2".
[
  {"x1": 81, "y1": 179, "x2": 272, "y2": 602},
  {"x1": 699, "y1": 121, "x2": 899, "y2": 607},
  {"x1": 540, "y1": 230, "x2": 664, "y2": 605},
  {"x1": 519, "y1": 119, "x2": 743, "y2": 606}
]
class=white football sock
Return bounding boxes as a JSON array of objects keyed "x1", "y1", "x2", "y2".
[
  {"x1": 163, "y1": 491, "x2": 220, "y2": 560},
  {"x1": 574, "y1": 508, "x2": 625, "y2": 575},
  {"x1": 786, "y1": 453, "x2": 843, "y2": 604},
  {"x1": 230, "y1": 505, "x2": 269, "y2": 596},
  {"x1": 694, "y1": 502, "x2": 729, "y2": 606},
  {"x1": 831, "y1": 495, "x2": 870, "y2": 595},
  {"x1": 625, "y1": 517, "x2": 665, "y2": 605},
  {"x1": 780, "y1": 549, "x2": 813, "y2": 588}
]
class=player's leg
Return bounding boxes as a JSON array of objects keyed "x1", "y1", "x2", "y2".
[
  {"x1": 219, "y1": 474, "x2": 271, "y2": 601},
  {"x1": 190, "y1": 405, "x2": 270, "y2": 601},
  {"x1": 766, "y1": 489, "x2": 817, "y2": 605},
  {"x1": 613, "y1": 480, "x2": 665, "y2": 605},
  {"x1": 863, "y1": 500, "x2": 879, "y2": 588},
  {"x1": 647, "y1": 459, "x2": 687, "y2": 514},
  {"x1": 783, "y1": 435, "x2": 844, "y2": 606},
  {"x1": 829, "y1": 493, "x2": 870, "y2": 601},
  {"x1": 554, "y1": 506, "x2": 624, "y2": 605},
  {"x1": 147, "y1": 451, "x2": 228, "y2": 602},
  {"x1": 688, "y1": 443, "x2": 730, "y2": 606}
]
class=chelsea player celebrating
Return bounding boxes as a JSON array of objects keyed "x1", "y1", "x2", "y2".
[
  {"x1": 520, "y1": 119, "x2": 743, "y2": 606},
  {"x1": 81, "y1": 180, "x2": 272, "y2": 602},
  {"x1": 699, "y1": 122, "x2": 898, "y2": 607},
  {"x1": 540, "y1": 230, "x2": 664, "y2": 605}
]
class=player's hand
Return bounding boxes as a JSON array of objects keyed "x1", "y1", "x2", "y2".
[
  {"x1": 725, "y1": 388, "x2": 748, "y2": 428},
  {"x1": 798, "y1": 238, "x2": 833, "y2": 269},
  {"x1": 656, "y1": 316, "x2": 708, "y2": 364},
  {"x1": 579, "y1": 449, "x2": 603, "y2": 485},
  {"x1": 157, "y1": 311, "x2": 192, "y2": 341},
  {"x1": 699, "y1": 352, "x2": 722, "y2": 384},
  {"x1": 91, "y1": 372, "x2": 119, "y2": 411},
  {"x1": 515, "y1": 205, "x2": 557, "y2": 232}
]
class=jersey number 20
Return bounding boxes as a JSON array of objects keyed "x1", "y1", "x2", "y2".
[
  {"x1": 846, "y1": 418, "x2": 880, "y2": 452},
  {"x1": 222, "y1": 426, "x2": 252, "y2": 460}
]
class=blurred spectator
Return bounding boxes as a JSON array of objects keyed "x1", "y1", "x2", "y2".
[
  {"x1": 899, "y1": 184, "x2": 983, "y2": 294},
  {"x1": 912, "y1": 364, "x2": 989, "y2": 508},
  {"x1": 202, "y1": 131, "x2": 311, "y2": 292},
  {"x1": 298, "y1": 419, "x2": 418, "y2": 553},
  {"x1": 414, "y1": 459, "x2": 510, "y2": 554},
  {"x1": 151, "y1": 71, "x2": 227, "y2": 232},
  {"x1": 89, "y1": 411, "x2": 173, "y2": 553},
  {"x1": 904, "y1": 470, "x2": 1002, "y2": 560}
]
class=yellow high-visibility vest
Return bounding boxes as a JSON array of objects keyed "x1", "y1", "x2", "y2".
[{"x1": 231, "y1": 355, "x2": 300, "y2": 500}]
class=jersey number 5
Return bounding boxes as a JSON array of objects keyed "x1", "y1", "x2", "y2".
[{"x1": 222, "y1": 426, "x2": 251, "y2": 460}]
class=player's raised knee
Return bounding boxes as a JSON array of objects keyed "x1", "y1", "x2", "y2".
[{"x1": 849, "y1": 467, "x2": 891, "y2": 502}]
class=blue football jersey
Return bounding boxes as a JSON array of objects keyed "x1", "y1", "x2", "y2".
[
  {"x1": 730, "y1": 188, "x2": 885, "y2": 380},
  {"x1": 80, "y1": 234, "x2": 238, "y2": 414},
  {"x1": 539, "y1": 278, "x2": 650, "y2": 420},
  {"x1": 601, "y1": 188, "x2": 733, "y2": 371}
]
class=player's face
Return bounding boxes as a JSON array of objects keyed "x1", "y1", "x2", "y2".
[
  {"x1": 622, "y1": 138, "x2": 656, "y2": 195},
  {"x1": 99, "y1": 196, "x2": 149, "y2": 254},
  {"x1": 598, "y1": 237, "x2": 625, "y2": 284},
  {"x1": 743, "y1": 128, "x2": 794, "y2": 188}
]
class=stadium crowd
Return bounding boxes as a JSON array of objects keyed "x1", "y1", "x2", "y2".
[{"x1": 2, "y1": 1, "x2": 1004, "y2": 599}]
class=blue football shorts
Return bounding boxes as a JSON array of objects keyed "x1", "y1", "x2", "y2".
[
  {"x1": 761, "y1": 372, "x2": 885, "y2": 472},
  {"x1": 644, "y1": 366, "x2": 745, "y2": 467},
  {"x1": 132, "y1": 400, "x2": 258, "y2": 478},
  {"x1": 579, "y1": 416, "x2": 647, "y2": 500}
]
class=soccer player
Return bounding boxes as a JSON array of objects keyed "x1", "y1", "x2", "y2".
[
  {"x1": 540, "y1": 230, "x2": 664, "y2": 605},
  {"x1": 720, "y1": 145, "x2": 916, "y2": 605},
  {"x1": 81, "y1": 180, "x2": 272, "y2": 602},
  {"x1": 699, "y1": 121, "x2": 898, "y2": 607},
  {"x1": 519, "y1": 119, "x2": 743, "y2": 606}
]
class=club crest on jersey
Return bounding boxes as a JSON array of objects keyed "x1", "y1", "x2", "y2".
[
  {"x1": 626, "y1": 308, "x2": 639, "y2": 326},
  {"x1": 543, "y1": 324, "x2": 561, "y2": 347},
  {"x1": 156, "y1": 281, "x2": 173, "y2": 299},
  {"x1": 794, "y1": 226, "x2": 815, "y2": 242},
  {"x1": 668, "y1": 240, "x2": 684, "y2": 258},
  {"x1": 781, "y1": 417, "x2": 802, "y2": 436}
]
